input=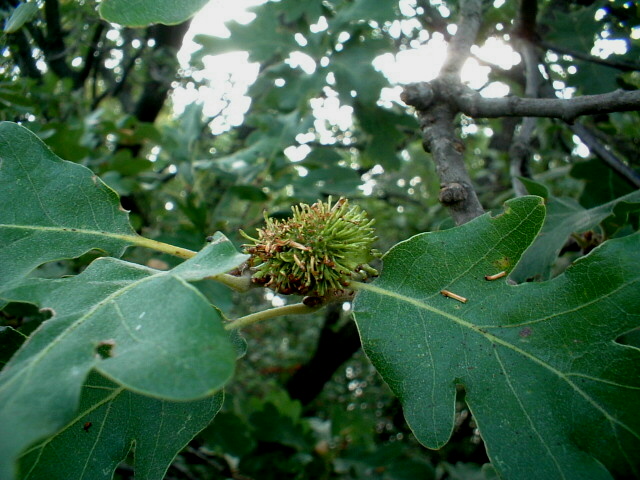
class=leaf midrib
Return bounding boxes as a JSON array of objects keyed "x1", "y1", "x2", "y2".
[
  {"x1": 0, "y1": 223, "x2": 135, "y2": 240},
  {"x1": 19, "y1": 384, "x2": 124, "y2": 478},
  {"x1": 0, "y1": 266, "x2": 158, "y2": 399},
  {"x1": 354, "y1": 281, "x2": 640, "y2": 441}
]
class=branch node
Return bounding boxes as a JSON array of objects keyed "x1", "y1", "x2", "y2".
[
  {"x1": 401, "y1": 82, "x2": 435, "y2": 110},
  {"x1": 439, "y1": 182, "x2": 468, "y2": 205}
]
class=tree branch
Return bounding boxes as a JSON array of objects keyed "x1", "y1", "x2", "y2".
[
  {"x1": 537, "y1": 39, "x2": 640, "y2": 73},
  {"x1": 402, "y1": 82, "x2": 485, "y2": 225},
  {"x1": 43, "y1": 0, "x2": 76, "y2": 80},
  {"x1": 569, "y1": 123, "x2": 640, "y2": 189},
  {"x1": 441, "y1": 0, "x2": 483, "y2": 78},
  {"x1": 286, "y1": 304, "x2": 361, "y2": 405},
  {"x1": 509, "y1": 0, "x2": 541, "y2": 196},
  {"x1": 75, "y1": 21, "x2": 106, "y2": 89},
  {"x1": 5, "y1": 28, "x2": 42, "y2": 80},
  {"x1": 399, "y1": 0, "x2": 486, "y2": 225},
  {"x1": 452, "y1": 86, "x2": 640, "y2": 123}
]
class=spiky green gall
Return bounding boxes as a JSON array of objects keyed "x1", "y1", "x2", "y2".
[{"x1": 241, "y1": 197, "x2": 377, "y2": 297}]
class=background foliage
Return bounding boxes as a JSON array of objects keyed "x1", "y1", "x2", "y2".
[{"x1": 1, "y1": 0, "x2": 639, "y2": 479}]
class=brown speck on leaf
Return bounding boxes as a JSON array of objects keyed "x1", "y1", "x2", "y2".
[
  {"x1": 519, "y1": 327, "x2": 532, "y2": 338},
  {"x1": 83, "y1": 422, "x2": 92, "y2": 432}
]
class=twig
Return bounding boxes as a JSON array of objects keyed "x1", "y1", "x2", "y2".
[
  {"x1": 43, "y1": 0, "x2": 75, "y2": 80},
  {"x1": 5, "y1": 28, "x2": 42, "y2": 80},
  {"x1": 568, "y1": 123, "x2": 640, "y2": 188},
  {"x1": 537, "y1": 39, "x2": 640, "y2": 73},
  {"x1": 453, "y1": 86, "x2": 640, "y2": 123},
  {"x1": 75, "y1": 22, "x2": 106, "y2": 89}
]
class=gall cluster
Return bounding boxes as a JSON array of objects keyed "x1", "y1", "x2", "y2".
[{"x1": 241, "y1": 197, "x2": 377, "y2": 297}]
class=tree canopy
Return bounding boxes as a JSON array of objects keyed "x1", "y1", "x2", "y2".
[{"x1": 1, "y1": 0, "x2": 639, "y2": 479}]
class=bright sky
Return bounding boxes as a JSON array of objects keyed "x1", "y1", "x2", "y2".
[
  {"x1": 174, "y1": 0, "x2": 522, "y2": 137},
  {"x1": 174, "y1": 0, "x2": 626, "y2": 163}
]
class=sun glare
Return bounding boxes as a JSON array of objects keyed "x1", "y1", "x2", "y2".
[{"x1": 175, "y1": 0, "x2": 524, "y2": 134}]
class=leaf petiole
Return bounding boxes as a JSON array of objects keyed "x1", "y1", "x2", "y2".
[
  {"x1": 224, "y1": 302, "x2": 324, "y2": 330},
  {"x1": 125, "y1": 235, "x2": 255, "y2": 292},
  {"x1": 209, "y1": 273, "x2": 253, "y2": 292},
  {"x1": 124, "y1": 235, "x2": 197, "y2": 259}
]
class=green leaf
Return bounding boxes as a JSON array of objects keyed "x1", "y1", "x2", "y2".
[
  {"x1": 98, "y1": 0, "x2": 209, "y2": 27},
  {"x1": 354, "y1": 196, "x2": 640, "y2": 479},
  {"x1": 3, "y1": 2, "x2": 39, "y2": 33},
  {"x1": 294, "y1": 166, "x2": 362, "y2": 199},
  {"x1": 0, "y1": 236, "x2": 247, "y2": 480},
  {"x1": 193, "y1": 4, "x2": 297, "y2": 63},
  {"x1": 19, "y1": 371, "x2": 223, "y2": 480},
  {"x1": 276, "y1": 0, "x2": 324, "y2": 24},
  {"x1": 542, "y1": 3, "x2": 619, "y2": 94},
  {"x1": 0, "y1": 327, "x2": 26, "y2": 367},
  {"x1": 201, "y1": 411, "x2": 257, "y2": 458},
  {"x1": 330, "y1": 0, "x2": 399, "y2": 32},
  {"x1": 570, "y1": 159, "x2": 635, "y2": 208},
  {"x1": 332, "y1": 39, "x2": 390, "y2": 105},
  {"x1": 229, "y1": 185, "x2": 269, "y2": 202},
  {"x1": 512, "y1": 183, "x2": 640, "y2": 282},
  {"x1": 0, "y1": 122, "x2": 136, "y2": 291},
  {"x1": 356, "y1": 104, "x2": 417, "y2": 170}
]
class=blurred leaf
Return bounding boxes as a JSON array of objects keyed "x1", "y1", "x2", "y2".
[
  {"x1": 570, "y1": 63, "x2": 620, "y2": 95},
  {"x1": 19, "y1": 371, "x2": 223, "y2": 480},
  {"x1": 354, "y1": 196, "x2": 640, "y2": 479},
  {"x1": 512, "y1": 181, "x2": 640, "y2": 282},
  {"x1": 295, "y1": 166, "x2": 362, "y2": 199},
  {"x1": 229, "y1": 185, "x2": 268, "y2": 202},
  {"x1": 0, "y1": 122, "x2": 136, "y2": 292},
  {"x1": 250, "y1": 403, "x2": 310, "y2": 450},
  {"x1": 276, "y1": 0, "x2": 324, "y2": 24},
  {"x1": 330, "y1": 0, "x2": 398, "y2": 31},
  {"x1": 201, "y1": 411, "x2": 257, "y2": 458},
  {"x1": 443, "y1": 462, "x2": 485, "y2": 480},
  {"x1": 251, "y1": 66, "x2": 326, "y2": 113},
  {"x1": 98, "y1": 150, "x2": 154, "y2": 177},
  {"x1": 357, "y1": 105, "x2": 416, "y2": 170},
  {"x1": 98, "y1": 0, "x2": 208, "y2": 27},
  {"x1": 336, "y1": 443, "x2": 435, "y2": 480},
  {"x1": 332, "y1": 39, "x2": 390, "y2": 105},
  {"x1": 3, "y1": 2, "x2": 38, "y2": 33},
  {"x1": 0, "y1": 82, "x2": 33, "y2": 109},
  {"x1": 193, "y1": 4, "x2": 297, "y2": 62},
  {"x1": 542, "y1": 3, "x2": 619, "y2": 94},
  {"x1": 0, "y1": 327, "x2": 26, "y2": 367},
  {"x1": 570, "y1": 158, "x2": 635, "y2": 208},
  {"x1": 0, "y1": 235, "x2": 247, "y2": 479}
]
